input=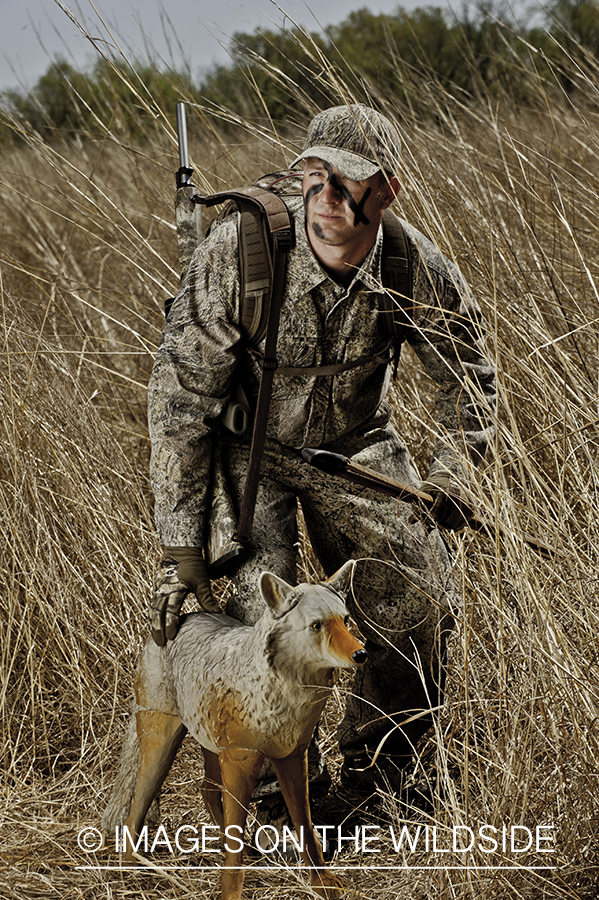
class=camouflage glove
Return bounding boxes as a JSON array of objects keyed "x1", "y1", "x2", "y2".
[
  {"x1": 420, "y1": 472, "x2": 474, "y2": 532},
  {"x1": 149, "y1": 547, "x2": 220, "y2": 647}
]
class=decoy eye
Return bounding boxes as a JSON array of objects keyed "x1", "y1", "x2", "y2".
[{"x1": 311, "y1": 621, "x2": 322, "y2": 631}]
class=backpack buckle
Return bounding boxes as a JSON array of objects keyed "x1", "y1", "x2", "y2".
[{"x1": 274, "y1": 227, "x2": 293, "y2": 253}]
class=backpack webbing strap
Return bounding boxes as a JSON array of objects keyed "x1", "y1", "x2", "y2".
[
  {"x1": 264, "y1": 342, "x2": 393, "y2": 377},
  {"x1": 196, "y1": 186, "x2": 294, "y2": 545}
]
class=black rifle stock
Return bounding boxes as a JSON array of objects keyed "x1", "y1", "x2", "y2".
[{"x1": 301, "y1": 448, "x2": 565, "y2": 560}]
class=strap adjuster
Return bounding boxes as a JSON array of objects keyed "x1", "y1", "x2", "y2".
[{"x1": 274, "y1": 228, "x2": 293, "y2": 253}]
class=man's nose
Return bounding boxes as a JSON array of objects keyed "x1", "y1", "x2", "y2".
[{"x1": 320, "y1": 178, "x2": 343, "y2": 202}]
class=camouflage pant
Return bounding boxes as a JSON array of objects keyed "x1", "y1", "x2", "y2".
[{"x1": 215, "y1": 419, "x2": 458, "y2": 793}]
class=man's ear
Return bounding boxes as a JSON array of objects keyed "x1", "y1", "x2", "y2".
[{"x1": 380, "y1": 175, "x2": 401, "y2": 211}]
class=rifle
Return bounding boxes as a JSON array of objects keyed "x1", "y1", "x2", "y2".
[
  {"x1": 174, "y1": 103, "x2": 203, "y2": 280},
  {"x1": 301, "y1": 448, "x2": 565, "y2": 560},
  {"x1": 172, "y1": 103, "x2": 247, "y2": 578}
]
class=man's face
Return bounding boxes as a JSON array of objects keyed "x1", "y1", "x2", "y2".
[{"x1": 302, "y1": 157, "x2": 391, "y2": 249}]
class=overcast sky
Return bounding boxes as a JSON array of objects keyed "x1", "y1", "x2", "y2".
[{"x1": 0, "y1": 0, "x2": 487, "y2": 93}]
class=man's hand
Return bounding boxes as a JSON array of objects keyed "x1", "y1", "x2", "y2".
[
  {"x1": 420, "y1": 472, "x2": 474, "y2": 532},
  {"x1": 149, "y1": 547, "x2": 220, "y2": 646}
]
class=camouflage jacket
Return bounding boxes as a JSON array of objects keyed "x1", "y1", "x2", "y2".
[{"x1": 148, "y1": 197, "x2": 495, "y2": 547}]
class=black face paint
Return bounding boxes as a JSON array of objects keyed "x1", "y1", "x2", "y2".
[
  {"x1": 304, "y1": 182, "x2": 325, "y2": 237},
  {"x1": 304, "y1": 161, "x2": 372, "y2": 228},
  {"x1": 345, "y1": 184, "x2": 372, "y2": 227},
  {"x1": 304, "y1": 181, "x2": 324, "y2": 207},
  {"x1": 323, "y1": 161, "x2": 372, "y2": 227}
]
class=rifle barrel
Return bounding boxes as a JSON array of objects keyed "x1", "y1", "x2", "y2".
[
  {"x1": 176, "y1": 103, "x2": 193, "y2": 187},
  {"x1": 174, "y1": 103, "x2": 202, "y2": 279}
]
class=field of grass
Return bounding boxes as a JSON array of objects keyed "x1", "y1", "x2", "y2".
[{"x1": 0, "y1": 9, "x2": 597, "y2": 900}]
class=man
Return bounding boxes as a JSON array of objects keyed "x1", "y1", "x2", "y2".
[{"x1": 147, "y1": 104, "x2": 495, "y2": 800}]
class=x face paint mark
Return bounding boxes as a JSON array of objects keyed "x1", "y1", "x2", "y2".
[
  {"x1": 324, "y1": 165, "x2": 372, "y2": 227},
  {"x1": 346, "y1": 184, "x2": 372, "y2": 226}
]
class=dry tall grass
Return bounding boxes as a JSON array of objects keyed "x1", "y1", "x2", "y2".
[{"x1": 0, "y1": 8, "x2": 597, "y2": 900}]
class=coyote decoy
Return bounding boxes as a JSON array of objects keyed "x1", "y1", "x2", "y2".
[{"x1": 103, "y1": 560, "x2": 366, "y2": 899}]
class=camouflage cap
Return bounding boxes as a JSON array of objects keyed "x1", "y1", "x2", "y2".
[{"x1": 291, "y1": 104, "x2": 401, "y2": 182}]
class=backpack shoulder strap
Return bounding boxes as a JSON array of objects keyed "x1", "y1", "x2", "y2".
[
  {"x1": 196, "y1": 184, "x2": 294, "y2": 546},
  {"x1": 239, "y1": 172, "x2": 302, "y2": 342},
  {"x1": 381, "y1": 209, "x2": 414, "y2": 342},
  {"x1": 197, "y1": 185, "x2": 294, "y2": 344}
]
